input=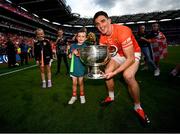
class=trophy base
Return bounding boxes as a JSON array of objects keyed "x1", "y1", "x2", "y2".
[
  {"x1": 85, "y1": 73, "x2": 106, "y2": 79},
  {"x1": 85, "y1": 66, "x2": 106, "y2": 79}
]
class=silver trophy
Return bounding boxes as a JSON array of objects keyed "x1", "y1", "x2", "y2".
[{"x1": 79, "y1": 45, "x2": 118, "y2": 79}]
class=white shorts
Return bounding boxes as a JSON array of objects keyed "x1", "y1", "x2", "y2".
[{"x1": 112, "y1": 52, "x2": 141, "y2": 65}]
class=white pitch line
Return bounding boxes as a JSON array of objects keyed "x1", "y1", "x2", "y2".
[{"x1": 0, "y1": 64, "x2": 37, "y2": 77}]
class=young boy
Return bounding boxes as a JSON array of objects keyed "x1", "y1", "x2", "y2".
[
  {"x1": 68, "y1": 30, "x2": 87, "y2": 104},
  {"x1": 34, "y1": 28, "x2": 53, "y2": 88}
]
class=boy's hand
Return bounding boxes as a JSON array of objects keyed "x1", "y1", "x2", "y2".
[
  {"x1": 73, "y1": 49, "x2": 79, "y2": 56},
  {"x1": 68, "y1": 53, "x2": 72, "y2": 58}
]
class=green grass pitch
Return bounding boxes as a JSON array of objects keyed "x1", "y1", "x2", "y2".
[{"x1": 0, "y1": 46, "x2": 179, "y2": 132}]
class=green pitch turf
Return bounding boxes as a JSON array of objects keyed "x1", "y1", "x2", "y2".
[{"x1": 0, "y1": 46, "x2": 179, "y2": 132}]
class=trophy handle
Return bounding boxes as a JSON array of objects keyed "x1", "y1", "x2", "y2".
[{"x1": 109, "y1": 45, "x2": 118, "y2": 57}]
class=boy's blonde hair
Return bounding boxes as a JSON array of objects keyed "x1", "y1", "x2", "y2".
[{"x1": 35, "y1": 28, "x2": 44, "y2": 35}]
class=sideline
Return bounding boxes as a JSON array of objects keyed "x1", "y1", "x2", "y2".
[{"x1": 0, "y1": 64, "x2": 37, "y2": 77}]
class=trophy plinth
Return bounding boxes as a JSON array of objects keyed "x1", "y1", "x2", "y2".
[
  {"x1": 85, "y1": 66, "x2": 105, "y2": 79},
  {"x1": 79, "y1": 45, "x2": 117, "y2": 79}
]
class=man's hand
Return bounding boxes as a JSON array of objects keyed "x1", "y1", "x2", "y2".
[{"x1": 104, "y1": 71, "x2": 116, "y2": 79}]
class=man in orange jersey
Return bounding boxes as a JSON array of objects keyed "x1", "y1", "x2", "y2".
[{"x1": 93, "y1": 11, "x2": 150, "y2": 125}]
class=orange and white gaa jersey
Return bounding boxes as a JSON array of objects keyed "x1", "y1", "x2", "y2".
[{"x1": 99, "y1": 24, "x2": 141, "y2": 57}]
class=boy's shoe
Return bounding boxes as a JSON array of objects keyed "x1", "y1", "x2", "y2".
[
  {"x1": 68, "y1": 96, "x2": 77, "y2": 104},
  {"x1": 42, "y1": 82, "x2": 46, "y2": 88},
  {"x1": 47, "y1": 81, "x2": 52, "y2": 88},
  {"x1": 100, "y1": 96, "x2": 114, "y2": 106},
  {"x1": 134, "y1": 108, "x2": 150, "y2": 125},
  {"x1": 154, "y1": 68, "x2": 160, "y2": 76},
  {"x1": 80, "y1": 96, "x2": 86, "y2": 104}
]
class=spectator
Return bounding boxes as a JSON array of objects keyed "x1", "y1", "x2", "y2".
[
  {"x1": 147, "y1": 23, "x2": 168, "y2": 76},
  {"x1": 55, "y1": 28, "x2": 69, "y2": 75},
  {"x1": 86, "y1": 32, "x2": 97, "y2": 45},
  {"x1": 19, "y1": 39, "x2": 29, "y2": 65},
  {"x1": 6, "y1": 37, "x2": 16, "y2": 68},
  {"x1": 136, "y1": 25, "x2": 159, "y2": 76}
]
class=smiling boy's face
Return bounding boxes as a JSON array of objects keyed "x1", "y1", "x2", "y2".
[
  {"x1": 76, "y1": 32, "x2": 86, "y2": 44},
  {"x1": 36, "y1": 29, "x2": 44, "y2": 41}
]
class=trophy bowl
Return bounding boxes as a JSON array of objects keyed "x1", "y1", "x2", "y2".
[{"x1": 79, "y1": 45, "x2": 111, "y2": 79}]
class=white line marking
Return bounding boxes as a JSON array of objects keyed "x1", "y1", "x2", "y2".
[{"x1": 0, "y1": 64, "x2": 37, "y2": 77}]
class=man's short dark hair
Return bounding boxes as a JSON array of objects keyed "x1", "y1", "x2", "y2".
[{"x1": 93, "y1": 11, "x2": 109, "y2": 24}]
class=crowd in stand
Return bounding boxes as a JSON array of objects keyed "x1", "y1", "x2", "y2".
[
  {"x1": 0, "y1": 1, "x2": 32, "y2": 20},
  {"x1": 0, "y1": 32, "x2": 57, "y2": 67},
  {"x1": 0, "y1": 32, "x2": 34, "y2": 53},
  {"x1": 0, "y1": 1, "x2": 56, "y2": 29},
  {"x1": 0, "y1": 32, "x2": 33, "y2": 66},
  {"x1": 0, "y1": 20, "x2": 34, "y2": 33}
]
